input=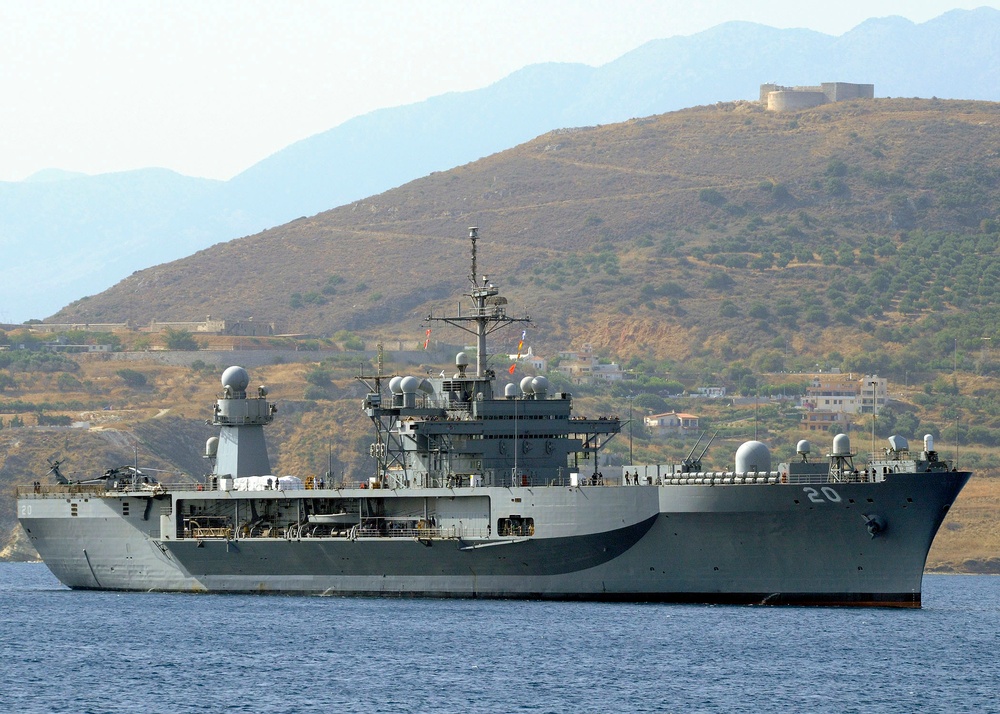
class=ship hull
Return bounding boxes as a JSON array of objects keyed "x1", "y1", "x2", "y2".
[{"x1": 17, "y1": 470, "x2": 968, "y2": 606}]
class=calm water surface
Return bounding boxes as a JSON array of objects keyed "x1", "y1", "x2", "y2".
[{"x1": 1, "y1": 563, "x2": 997, "y2": 713}]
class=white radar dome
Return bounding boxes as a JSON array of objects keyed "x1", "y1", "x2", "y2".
[
  {"x1": 388, "y1": 376, "x2": 403, "y2": 395},
  {"x1": 205, "y1": 436, "x2": 219, "y2": 458},
  {"x1": 531, "y1": 376, "x2": 549, "y2": 394},
  {"x1": 400, "y1": 376, "x2": 420, "y2": 393},
  {"x1": 735, "y1": 441, "x2": 771, "y2": 473},
  {"x1": 221, "y1": 366, "x2": 250, "y2": 392},
  {"x1": 796, "y1": 440, "x2": 811, "y2": 455},
  {"x1": 504, "y1": 383, "x2": 517, "y2": 397},
  {"x1": 519, "y1": 376, "x2": 535, "y2": 395},
  {"x1": 456, "y1": 352, "x2": 470, "y2": 367},
  {"x1": 924, "y1": 434, "x2": 935, "y2": 452},
  {"x1": 831, "y1": 433, "x2": 852, "y2": 457}
]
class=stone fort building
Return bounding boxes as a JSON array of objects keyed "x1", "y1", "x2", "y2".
[{"x1": 760, "y1": 82, "x2": 874, "y2": 111}]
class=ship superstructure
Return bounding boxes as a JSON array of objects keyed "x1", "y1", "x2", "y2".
[{"x1": 17, "y1": 229, "x2": 969, "y2": 606}]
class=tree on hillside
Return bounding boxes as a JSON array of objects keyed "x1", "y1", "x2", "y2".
[
  {"x1": 116, "y1": 368, "x2": 147, "y2": 389},
  {"x1": 164, "y1": 328, "x2": 200, "y2": 351}
]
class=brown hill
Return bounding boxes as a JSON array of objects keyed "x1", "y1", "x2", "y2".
[{"x1": 53, "y1": 98, "x2": 1000, "y2": 367}]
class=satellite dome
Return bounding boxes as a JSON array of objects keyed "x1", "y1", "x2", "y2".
[
  {"x1": 221, "y1": 366, "x2": 250, "y2": 392},
  {"x1": 399, "y1": 376, "x2": 420, "y2": 394},
  {"x1": 519, "y1": 376, "x2": 535, "y2": 395},
  {"x1": 796, "y1": 440, "x2": 811, "y2": 455},
  {"x1": 504, "y1": 383, "x2": 517, "y2": 398},
  {"x1": 735, "y1": 441, "x2": 771, "y2": 473},
  {"x1": 205, "y1": 436, "x2": 219, "y2": 458},
  {"x1": 888, "y1": 435, "x2": 909, "y2": 452},
  {"x1": 831, "y1": 433, "x2": 852, "y2": 457},
  {"x1": 456, "y1": 352, "x2": 470, "y2": 367},
  {"x1": 388, "y1": 376, "x2": 403, "y2": 394},
  {"x1": 531, "y1": 376, "x2": 549, "y2": 395}
]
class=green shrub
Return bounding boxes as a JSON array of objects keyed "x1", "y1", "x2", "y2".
[
  {"x1": 698, "y1": 188, "x2": 726, "y2": 206},
  {"x1": 116, "y1": 368, "x2": 147, "y2": 389}
]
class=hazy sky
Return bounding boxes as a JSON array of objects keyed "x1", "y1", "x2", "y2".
[{"x1": 0, "y1": 1, "x2": 994, "y2": 182}]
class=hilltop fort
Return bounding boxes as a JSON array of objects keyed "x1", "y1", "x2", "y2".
[{"x1": 760, "y1": 82, "x2": 874, "y2": 111}]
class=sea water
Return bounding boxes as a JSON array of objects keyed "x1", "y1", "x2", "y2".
[{"x1": 1, "y1": 563, "x2": 997, "y2": 714}]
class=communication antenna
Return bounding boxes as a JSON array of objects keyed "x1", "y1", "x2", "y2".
[{"x1": 469, "y1": 227, "x2": 478, "y2": 290}]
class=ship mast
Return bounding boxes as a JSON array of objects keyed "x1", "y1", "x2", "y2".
[{"x1": 425, "y1": 227, "x2": 530, "y2": 378}]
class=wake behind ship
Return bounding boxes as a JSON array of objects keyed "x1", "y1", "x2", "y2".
[{"x1": 17, "y1": 229, "x2": 969, "y2": 606}]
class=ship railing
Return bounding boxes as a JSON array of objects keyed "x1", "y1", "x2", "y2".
[
  {"x1": 17, "y1": 484, "x2": 112, "y2": 498},
  {"x1": 188, "y1": 526, "x2": 234, "y2": 539},
  {"x1": 15, "y1": 481, "x2": 221, "y2": 497},
  {"x1": 354, "y1": 525, "x2": 470, "y2": 540},
  {"x1": 653, "y1": 471, "x2": 882, "y2": 486},
  {"x1": 218, "y1": 525, "x2": 486, "y2": 541},
  {"x1": 410, "y1": 399, "x2": 471, "y2": 414},
  {"x1": 214, "y1": 415, "x2": 273, "y2": 426}
]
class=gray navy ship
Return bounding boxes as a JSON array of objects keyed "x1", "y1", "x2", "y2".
[{"x1": 17, "y1": 229, "x2": 970, "y2": 606}]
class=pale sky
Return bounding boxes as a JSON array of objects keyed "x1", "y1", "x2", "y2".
[{"x1": 0, "y1": 0, "x2": 995, "y2": 182}]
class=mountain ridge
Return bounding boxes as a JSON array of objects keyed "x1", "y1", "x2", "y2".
[{"x1": 4, "y1": 8, "x2": 1000, "y2": 321}]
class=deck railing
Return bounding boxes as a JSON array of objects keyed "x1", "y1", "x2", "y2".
[
  {"x1": 183, "y1": 523, "x2": 487, "y2": 541},
  {"x1": 16, "y1": 469, "x2": 905, "y2": 499}
]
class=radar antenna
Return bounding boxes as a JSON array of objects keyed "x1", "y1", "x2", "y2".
[{"x1": 424, "y1": 227, "x2": 530, "y2": 378}]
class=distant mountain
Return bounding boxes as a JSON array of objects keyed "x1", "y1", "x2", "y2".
[
  {"x1": 21, "y1": 169, "x2": 89, "y2": 183},
  {"x1": 4, "y1": 7, "x2": 1000, "y2": 322}
]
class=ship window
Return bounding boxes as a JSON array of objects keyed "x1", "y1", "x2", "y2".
[
  {"x1": 70, "y1": 503, "x2": 78, "y2": 517},
  {"x1": 122, "y1": 501, "x2": 130, "y2": 516},
  {"x1": 498, "y1": 516, "x2": 534, "y2": 537}
]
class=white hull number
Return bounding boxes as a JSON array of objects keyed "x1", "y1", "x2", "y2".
[{"x1": 803, "y1": 486, "x2": 842, "y2": 504}]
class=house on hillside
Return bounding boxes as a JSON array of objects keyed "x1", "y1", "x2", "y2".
[
  {"x1": 644, "y1": 411, "x2": 700, "y2": 436},
  {"x1": 799, "y1": 373, "x2": 886, "y2": 432},
  {"x1": 555, "y1": 344, "x2": 625, "y2": 384},
  {"x1": 802, "y1": 373, "x2": 886, "y2": 415},
  {"x1": 801, "y1": 410, "x2": 851, "y2": 433},
  {"x1": 507, "y1": 346, "x2": 547, "y2": 372},
  {"x1": 695, "y1": 386, "x2": 727, "y2": 398}
]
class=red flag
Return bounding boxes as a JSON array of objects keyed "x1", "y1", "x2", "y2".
[
  {"x1": 423, "y1": 328, "x2": 431, "y2": 350},
  {"x1": 508, "y1": 363, "x2": 516, "y2": 374}
]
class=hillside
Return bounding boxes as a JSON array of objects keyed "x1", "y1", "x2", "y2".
[
  {"x1": 6, "y1": 7, "x2": 1000, "y2": 322},
  {"x1": 55, "y1": 99, "x2": 1000, "y2": 375}
]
